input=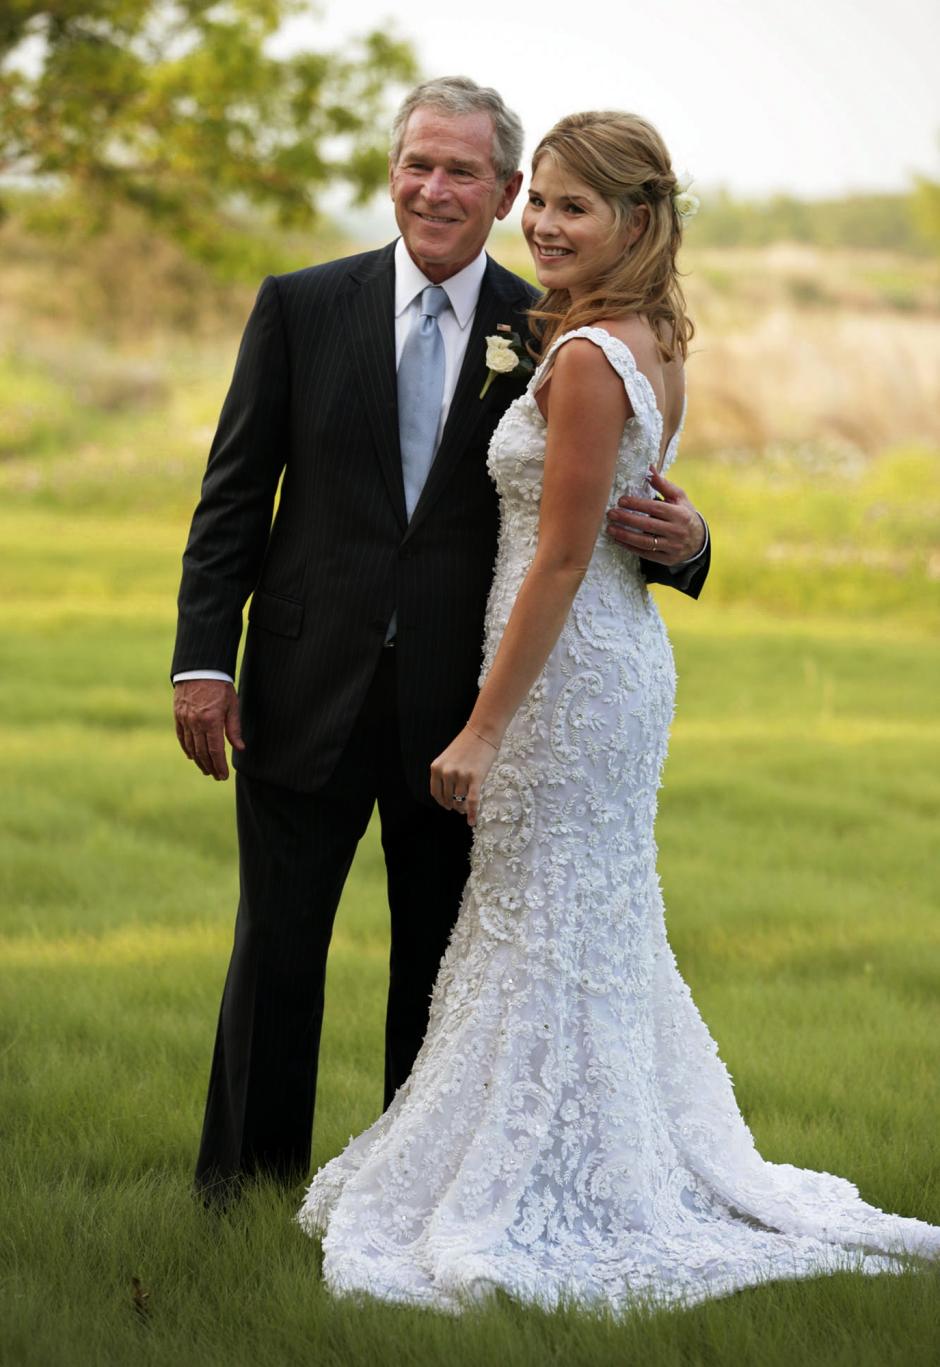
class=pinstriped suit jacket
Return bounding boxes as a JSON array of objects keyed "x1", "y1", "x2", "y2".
[
  {"x1": 172, "y1": 241, "x2": 709, "y2": 800},
  {"x1": 173, "y1": 242, "x2": 537, "y2": 798}
]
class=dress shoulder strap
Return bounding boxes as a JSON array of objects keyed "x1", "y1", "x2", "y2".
[{"x1": 530, "y1": 326, "x2": 661, "y2": 436}]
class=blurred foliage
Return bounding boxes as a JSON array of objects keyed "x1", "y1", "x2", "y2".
[
  {"x1": 0, "y1": 0, "x2": 416, "y2": 267},
  {"x1": 692, "y1": 186, "x2": 939, "y2": 256},
  {"x1": 911, "y1": 176, "x2": 940, "y2": 252}
]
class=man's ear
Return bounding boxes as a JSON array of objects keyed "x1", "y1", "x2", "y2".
[
  {"x1": 388, "y1": 155, "x2": 396, "y2": 198},
  {"x1": 495, "y1": 170, "x2": 524, "y2": 221}
]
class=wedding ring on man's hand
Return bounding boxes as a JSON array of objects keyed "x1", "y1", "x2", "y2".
[{"x1": 652, "y1": 536, "x2": 658, "y2": 550}]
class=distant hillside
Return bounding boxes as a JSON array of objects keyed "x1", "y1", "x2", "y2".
[{"x1": 688, "y1": 190, "x2": 936, "y2": 254}]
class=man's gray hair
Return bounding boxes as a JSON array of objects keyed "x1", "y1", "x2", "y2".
[{"x1": 390, "y1": 76, "x2": 524, "y2": 183}]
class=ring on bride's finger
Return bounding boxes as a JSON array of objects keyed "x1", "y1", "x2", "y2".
[{"x1": 453, "y1": 794, "x2": 467, "y2": 803}]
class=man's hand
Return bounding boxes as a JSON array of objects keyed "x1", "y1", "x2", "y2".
[
  {"x1": 174, "y1": 679, "x2": 245, "y2": 781},
  {"x1": 605, "y1": 465, "x2": 706, "y2": 566}
]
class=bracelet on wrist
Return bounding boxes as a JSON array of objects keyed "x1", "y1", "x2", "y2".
[{"x1": 467, "y1": 723, "x2": 499, "y2": 751}]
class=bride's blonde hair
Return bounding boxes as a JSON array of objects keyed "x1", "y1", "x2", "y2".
[{"x1": 528, "y1": 111, "x2": 694, "y2": 362}]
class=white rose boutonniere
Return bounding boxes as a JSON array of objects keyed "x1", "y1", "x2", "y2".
[
  {"x1": 480, "y1": 327, "x2": 535, "y2": 398},
  {"x1": 485, "y1": 336, "x2": 518, "y2": 373}
]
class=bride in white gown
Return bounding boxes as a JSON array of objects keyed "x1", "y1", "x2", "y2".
[{"x1": 297, "y1": 111, "x2": 940, "y2": 1310}]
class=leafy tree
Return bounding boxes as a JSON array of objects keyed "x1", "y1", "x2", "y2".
[{"x1": 0, "y1": 1, "x2": 417, "y2": 263}]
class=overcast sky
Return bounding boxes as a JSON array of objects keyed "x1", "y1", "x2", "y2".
[{"x1": 274, "y1": 0, "x2": 938, "y2": 227}]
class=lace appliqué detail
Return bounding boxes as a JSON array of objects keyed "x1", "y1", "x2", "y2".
[{"x1": 298, "y1": 328, "x2": 939, "y2": 1312}]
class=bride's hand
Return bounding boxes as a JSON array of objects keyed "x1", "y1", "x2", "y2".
[{"x1": 430, "y1": 726, "x2": 500, "y2": 826}]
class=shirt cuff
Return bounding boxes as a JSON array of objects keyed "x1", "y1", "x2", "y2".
[
  {"x1": 668, "y1": 517, "x2": 709, "y2": 574},
  {"x1": 172, "y1": 670, "x2": 234, "y2": 684}
]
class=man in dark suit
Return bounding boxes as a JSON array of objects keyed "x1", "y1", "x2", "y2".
[{"x1": 173, "y1": 77, "x2": 710, "y2": 1198}]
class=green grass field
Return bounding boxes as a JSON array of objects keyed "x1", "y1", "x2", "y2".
[{"x1": 2, "y1": 330, "x2": 939, "y2": 1364}]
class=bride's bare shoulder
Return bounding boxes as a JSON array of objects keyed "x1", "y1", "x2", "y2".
[
  {"x1": 594, "y1": 315, "x2": 685, "y2": 415},
  {"x1": 594, "y1": 315, "x2": 661, "y2": 369}
]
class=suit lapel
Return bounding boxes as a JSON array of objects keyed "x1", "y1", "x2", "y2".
[
  {"x1": 342, "y1": 243, "x2": 407, "y2": 530},
  {"x1": 404, "y1": 258, "x2": 533, "y2": 541}
]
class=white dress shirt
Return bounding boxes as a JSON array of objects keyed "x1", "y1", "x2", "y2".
[{"x1": 392, "y1": 237, "x2": 487, "y2": 447}]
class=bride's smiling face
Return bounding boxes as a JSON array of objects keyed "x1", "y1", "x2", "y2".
[{"x1": 522, "y1": 158, "x2": 631, "y2": 298}]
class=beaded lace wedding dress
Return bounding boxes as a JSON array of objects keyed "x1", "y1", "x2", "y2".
[{"x1": 297, "y1": 328, "x2": 939, "y2": 1310}]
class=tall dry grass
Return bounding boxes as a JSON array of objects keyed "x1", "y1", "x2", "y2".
[{"x1": 684, "y1": 245, "x2": 940, "y2": 456}]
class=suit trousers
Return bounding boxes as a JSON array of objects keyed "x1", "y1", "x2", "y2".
[{"x1": 193, "y1": 646, "x2": 473, "y2": 1195}]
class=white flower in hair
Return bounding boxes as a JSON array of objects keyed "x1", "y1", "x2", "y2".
[{"x1": 672, "y1": 172, "x2": 700, "y2": 220}]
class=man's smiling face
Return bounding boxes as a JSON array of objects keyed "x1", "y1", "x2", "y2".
[{"x1": 390, "y1": 107, "x2": 522, "y2": 284}]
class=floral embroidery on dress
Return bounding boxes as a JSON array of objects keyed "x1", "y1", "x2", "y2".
[{"x1": 298, "y1": 328, "x2": 940, "y2": 1312}]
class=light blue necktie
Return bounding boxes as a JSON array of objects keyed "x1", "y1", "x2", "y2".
[{"x1": 398, "y1": 284, "x2": 450, "y2": 521}]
